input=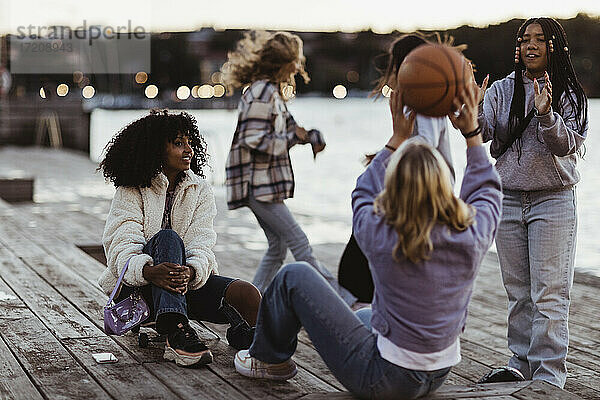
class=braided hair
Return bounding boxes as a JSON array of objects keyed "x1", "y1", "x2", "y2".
[
  {"x1": 98, "y1": 110, "x2": 209, "y2": 188},
  {"x1": 508, "y1": 17, "x2": 588, "y2": 158}
]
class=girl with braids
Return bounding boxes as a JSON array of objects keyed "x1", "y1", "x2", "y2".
[
  {"x1": 223, "y1": 31, "x2": 358, "y2": 306},
  {"x1": 98, "y1": 110, "x2": 261, "y2": 367},
  {"x1": 475, "y1": 17, "x2": 589, "y2": 387}
]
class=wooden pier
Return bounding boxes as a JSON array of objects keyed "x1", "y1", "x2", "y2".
[{"x1": 0, "y1": 147, "x2": 597, "y2": 399}]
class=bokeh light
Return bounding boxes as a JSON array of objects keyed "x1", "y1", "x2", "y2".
[
  {"x1": 198, "y1": 84, "x2": 214, "y2": 98},
  {"x1": 176, "y1": 85, "x2": 190, "y2": 100},
  {"x1": 135, "y1": 71, "x2": 148, "y2": 84},
  {"x1": 56, "y1": 84, "x2": 69, "y2": 97},
  {"x1": 82, "y1": 85, "x2": 95, "y2": 99},
  {"x1": 346, "y1": 70, "x2": 359, "y2": 83},
  {"x1": 211, "y1": 72, "x2": 223, "y2": 84},
  {"x1": 381, "y1": 85, "x2": 392, "y2": 98},
  {"x1": 213, "y1": 84, "x2": 225, "y2": 97},
  {"x1": 282, "y1": 85, "x2": 295, "y2": 99},
  {"x1": 191, "y1": 85, "x2": 200, "y2": 98},
  {"x1": 39, "y1": 87, "x2": 46, "y2": 99},
  {"x1": 145, "y1": 84, "x2": 158, "y2": 99},
  {"x1": 332, "y1": 84, "x2": 347, "y2": 99}
]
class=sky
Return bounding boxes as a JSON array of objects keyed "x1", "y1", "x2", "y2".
[{"x1": 1, "y1": 0, "x2": 599, "y2": 33}]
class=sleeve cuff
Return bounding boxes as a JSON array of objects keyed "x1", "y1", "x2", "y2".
[
  {"x1": 122, "y1": 254, "x2": 153, "y2": 287},
  {"x1": 537, "y1": 108, "x2": 556, "y2": 126}
]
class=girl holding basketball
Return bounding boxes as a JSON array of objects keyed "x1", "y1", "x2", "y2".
[
  {"x1": 338, "y1": 34, "x2": 461, "y2": 303},
  {"x1": 475, "y1": 17, "x2": 588, "y2": 388},
  {"x1": 233, "y1": 80, "x2": 503, "y2": 399}
]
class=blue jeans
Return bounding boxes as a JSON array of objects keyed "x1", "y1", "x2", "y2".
[
  {"x1": 249, "y1": 262, "x2": 451, "y2": 399},
  {"x1": 117, "y1": 229, "x2": 235, "y2": 332},
  {"x1": 248, "y1": 195, "x2": 357, "y2": 306},
  {"x1": 496, "y1": 188, "x2": 577, "y2": 388}
]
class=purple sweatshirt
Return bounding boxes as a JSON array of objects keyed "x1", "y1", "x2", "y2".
[{"x1": 352, "y1": 144, "x2": 502, "y2": 353}]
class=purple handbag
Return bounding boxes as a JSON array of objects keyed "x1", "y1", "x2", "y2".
[{"x1": 103, "y1": 258, "x2": 150, "y2": 335}]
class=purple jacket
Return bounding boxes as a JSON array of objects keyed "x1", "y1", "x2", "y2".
[{"x1": 352, "y1": 144, "x2": 502, "y2": 353}]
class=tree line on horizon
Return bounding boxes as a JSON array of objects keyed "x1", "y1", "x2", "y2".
[{"x1": 7, "y1": 13, "x2": 599, "y2": 100}]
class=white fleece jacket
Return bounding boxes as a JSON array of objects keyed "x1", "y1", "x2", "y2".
[{"x1": 98, "y1": 170, "x2": 219, "y2": 295}]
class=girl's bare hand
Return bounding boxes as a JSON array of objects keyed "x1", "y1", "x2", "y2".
[
  {"x1": 387, "y1": 88, "x2": 415, "y2": 149},
  {"x1": 534, "y1": 71, "x2": 552, "y2": 115},
  {"x1": 448, "y1": 80, "x2": 479, "y2": 135},
  {"x1": 143, "y1": 262, "x2": 188, "y2": 294}
]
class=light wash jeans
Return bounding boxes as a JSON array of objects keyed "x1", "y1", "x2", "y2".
[
  {"x1": 496, "y1": 188, "x2": 577, "y2": 388},
  {"x1": 249, "y1": 262, "x2": 451, "y2": 400},
  {"x1": 248, "y1": 195, "x2": 357, "y2": 306}
]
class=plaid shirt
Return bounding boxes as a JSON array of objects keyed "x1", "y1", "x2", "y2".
[{"x1": 226, "y1": 80, "x2": 302, "y2": 209}]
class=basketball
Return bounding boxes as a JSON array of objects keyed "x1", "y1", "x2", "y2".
[{"x1": 397, "y1": 44, "x2": 469, "y2": 117}]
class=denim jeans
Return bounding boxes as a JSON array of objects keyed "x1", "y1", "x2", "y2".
[
  {"x1": 496, "y1": 188, "x2": 577, "y2": 388},
  {"x1": 117, "y1": 229, "x2": 234, "y2": 332},
  {"x1": 247, "y1": 195, "x2": 357, "y2": 306},
  {"x1": 249, "y1": 262, "x2": 451, "y2": 400}
]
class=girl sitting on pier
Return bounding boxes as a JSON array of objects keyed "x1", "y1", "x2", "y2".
[
  {"x1": 234, "y1": 80, "x2": 503, "y2": 399},
  {"x1": 98, "y1": 110, "x2": 261, "y2": 367}
]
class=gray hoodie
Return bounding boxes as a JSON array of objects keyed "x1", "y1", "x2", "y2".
[{"x1": 478, "y1": 71, "x2": 588, "y2": 191}]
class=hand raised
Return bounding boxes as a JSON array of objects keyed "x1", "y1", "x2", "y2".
[
  {"x1": 469, "y1": 62, "x2": 489, "y2": 105},
  {"x1": 387, "y1": 87, "x2": 416, "y2": 149},
  {"x1": 448, "y1": 80, "x2": 479, "y2": 135},
  {"x1": 534, "y1": 71, "x2": 552, "y2": 115}
]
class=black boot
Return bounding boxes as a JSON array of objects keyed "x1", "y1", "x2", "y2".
[{"x1": 218, "y1": 299, "x2": 255, "y2": 350}]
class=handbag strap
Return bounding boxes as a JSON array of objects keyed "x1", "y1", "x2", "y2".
[{"x1": 105, "y1": 257, "x2": 133, "y2": 307}]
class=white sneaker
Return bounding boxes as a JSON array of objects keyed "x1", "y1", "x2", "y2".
[{"x1": 234, "y1": 349, "x2": 297, "y2": 380}]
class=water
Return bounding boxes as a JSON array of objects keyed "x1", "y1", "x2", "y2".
[{"x1": 90, "y1": 98, "x2": 600, "y2": 275}]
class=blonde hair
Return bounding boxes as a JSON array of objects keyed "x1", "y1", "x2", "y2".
[
  {"x1": 374, "y1": 139, "x2": 475, "y2": 264},
  {"x1": 222, "y1": 31, "x2": 309, "y2": 97}
]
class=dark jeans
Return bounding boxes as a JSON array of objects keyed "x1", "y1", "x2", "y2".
[
  {"x1": 249, "y1": 262, "x2": 451, "y2": 399},
  {"x1": 116, "y1": 229, "x2": 235, "y2": 332}
]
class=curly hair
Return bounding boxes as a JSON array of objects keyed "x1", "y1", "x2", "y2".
[
  {"x1": 222, "y1": 30, "x2": 309, "y2": 97},
  {"x1": 98, "y1": 109, "x2": 209, "y2": 188}
]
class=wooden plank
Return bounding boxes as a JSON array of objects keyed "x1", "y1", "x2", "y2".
[
  {"x1": 0, "y1": 219, "x2": 245, "y2": 400},
  {"x1": 301, "y1": 381, "x2": 532, "y2": 399},
  {"x1": 203, "y1": 322, "x2": 340, "y2": 400},
  {"x1": 0, "y1": 213, "x2": 106, "y2": 284},
  {"x1": 513, "y1": 380, "x2": 583, "y2": 400},
  {"x1": 62, "y1": 336, "x2": 180, "y2": 400},
  {"x1": 0, "y1": 330, "x2": 44, "y2": 400},
  {"x1": 147, "y1": 361, "x2": 248, "y2": 400},
  {"x1": 461, "y1": 316, "x2": 600, "y2": 399},
  {"x1": 427, "y1": 381, "x2": 529, "y2": 399},
  {"x1": 0, "y1": 244, "x2": 102, "y2": 340},
  {"x1": 0, "y1": 279, "x2": 110, "y2": 400},
  {"x1": 206, "y1": 321, "x2": 345, "y2": 391}
]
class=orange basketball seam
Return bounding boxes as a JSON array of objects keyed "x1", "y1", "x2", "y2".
[{"x1": 439, "y1": 46, "x2": 460, "y2": 100}]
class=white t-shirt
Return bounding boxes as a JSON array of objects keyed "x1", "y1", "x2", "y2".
[{"x1": 374, "y1": 328, "x2": 461, "y2": 371}]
